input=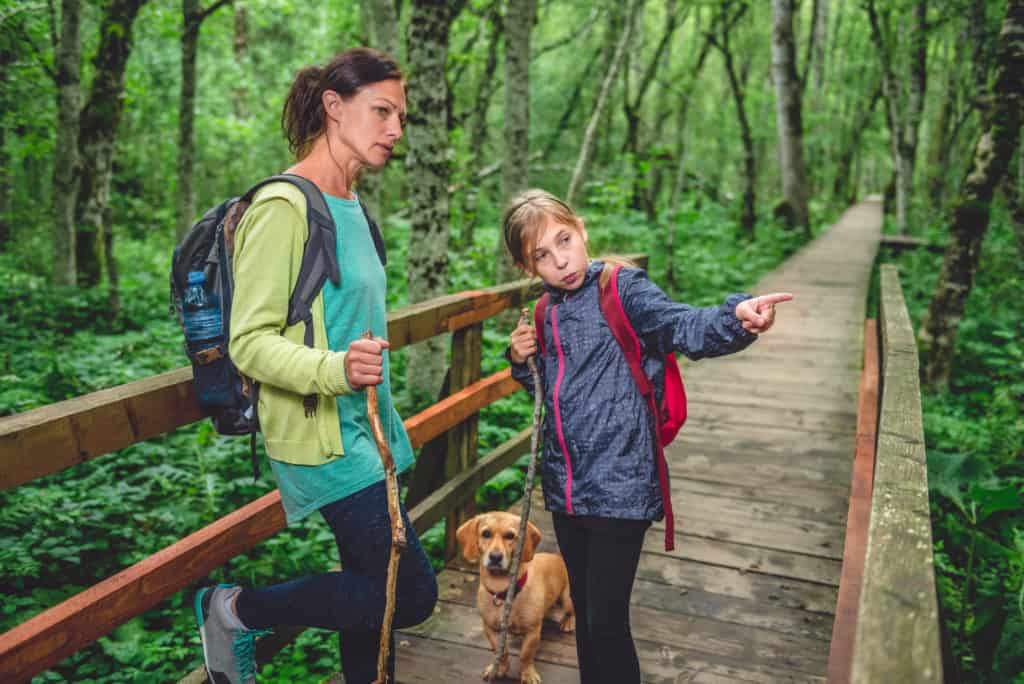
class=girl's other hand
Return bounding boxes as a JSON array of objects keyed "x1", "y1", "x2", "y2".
[
  {"x1": 345, "y1": 336, "x2": 390, "y2": 389},
  {"x1": 735, "y1": 293, "x2": 794, "y2": 334},
  {"x1": 509, "y1": 323, "x2": 537, "y2": 364}
]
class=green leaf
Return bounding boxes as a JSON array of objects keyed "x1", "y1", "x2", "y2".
[{"x1": 968, "y1": 484, "x2": 1023, "y2": 523}]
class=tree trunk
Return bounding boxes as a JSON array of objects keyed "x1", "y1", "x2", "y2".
[
  {"x1": 52, "y1": 0, "x2": 81, "y2": 286},
  {"x1": 770, "y1": 0, "x2": 810, "y2": 233},
  {"x1": 926, "y1": 37, "x2": 957, "y2": 207},
  {"x1": 712, "y1": 3, "x2": 756, "y2": 237},
  {"x1": 897, "y1": 0, "x2": 928, "y2": 226},
  {"x1": 566, "y1": 0, "x2": 639, "y2": 206},
  {"x1": 833, "y1": 83, "x2": 881, "y2": 203},
  {"x1": 812, "y1": 0, "x2": 829, "y2": 91},
  {"x1": 622, "y1": 0, "x2": 679, "y2": 214},
  {"x1": 866, "y1": 0, "x2": 905, "y2": 227},
  {"x1": 0, "y1": 35, "x2": 14, "y2": 248},
  {"x1": 176, "y1": 0, "x2": 200, "y2": 241},
  {"x1": 919, "y1": 0, "x2": 1023, "y2": 388},
  {"x1": 405, "y1": 0, "x2": 458, "y2": 400},
  {"x1": 358, "y1": 0, "x2": 400, "y2": 221},
  {"x1": 459, "y1": 2, "x2": 502, "y2": 249},
  {"x1": 496, "y1": 0, "x2": 536, "y2": 285},
  {"x1": 74, "y1": 0, "x2": 148, "y2": 287}
]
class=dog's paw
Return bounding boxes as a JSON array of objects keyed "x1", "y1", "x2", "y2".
[
  {"x1": 483, "y1": 660, "x2": 509, "y2": 681},
  {"x1": 520, "y1": 664, "x2": 542, "y2": 684},
  {"x1": 559, "y1": 613, "x2": 575, "y2": 633}
]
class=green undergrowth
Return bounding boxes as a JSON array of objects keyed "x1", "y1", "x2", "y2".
[{"x1": 874, "y1": 208, "x2": 1023, "y2": 683}]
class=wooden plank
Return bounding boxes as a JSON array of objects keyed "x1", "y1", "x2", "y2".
[
  {"x1": 851, "y1": 267, "x2": 942, "y2": 683},
  {"x1": 407, "y1": 594, "x2": 830, "y2": 677},
  {"x1": 0, "y1": 367, "x2": 202, "y2": 491},
  {"x1": 828, "y1": 320, "x2": 879, "y2": 683},
  {"x1": 403, "y1": 369, "x2": 520, "y2": 450},
  {"x1": 444, "y1": 323, "x2": 483, "y2": 559},
  {"x1": 0, "y1": 491, "x2": 287, "y2": 683}
]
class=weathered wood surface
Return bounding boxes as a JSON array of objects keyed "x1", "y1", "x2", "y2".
[
  {"x1": 387, "y1": 199, "x2": 883, "y2": 682},
  {"x1": 850, "y1": 266, "x2": 942, "y2": 683}
]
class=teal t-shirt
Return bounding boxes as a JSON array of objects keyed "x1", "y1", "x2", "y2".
[{"x1": 270, "y1": 193, "x2": 414, "y2": 524}]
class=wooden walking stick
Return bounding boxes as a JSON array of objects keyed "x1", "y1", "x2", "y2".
[
  {"x1": 488, "y1": 309, "x2": 544, "y2": 681},
  {"x1": 363, "y1": 331, "x2": 407, "y2": 684}
]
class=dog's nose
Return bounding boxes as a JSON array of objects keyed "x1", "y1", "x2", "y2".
[{"x1": 488, "y1": 551, "x2": 504, "y2": 565}]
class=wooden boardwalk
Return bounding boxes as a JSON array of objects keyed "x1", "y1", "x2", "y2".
[{"x1": 388, "y1": 200, "x2": 882, "y2": 683}]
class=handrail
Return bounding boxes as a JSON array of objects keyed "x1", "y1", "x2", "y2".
[
  {"x1": 850, "y1": 265, "x2": 943, "y2": 682},
  {"x1": 0, "y1": 254, "x2": 647, "y2": 681}
]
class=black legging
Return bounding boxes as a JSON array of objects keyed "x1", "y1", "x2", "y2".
[{"x1": 552, "y1": 512, "x2": 650, "y2": 684}]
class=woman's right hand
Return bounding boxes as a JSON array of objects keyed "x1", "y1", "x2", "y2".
[
  {"x1": 509, "y1": 323, "x2": 537, "y2": 364},
  {"x1": 345, "y1": 336, "x2": 389, "y2": 390}
]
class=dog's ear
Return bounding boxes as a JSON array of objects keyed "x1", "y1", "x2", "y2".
[
  {"x1": 455, "y1": 516, "x2": 481, "y2": 562},
  {"x1": 521, "y1": 521, "x2": 543, "y2": 563}
]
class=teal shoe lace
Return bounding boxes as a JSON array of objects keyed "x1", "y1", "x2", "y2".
[{"x1": 231, "y1": 627, "x2": 273, "y2": 680}]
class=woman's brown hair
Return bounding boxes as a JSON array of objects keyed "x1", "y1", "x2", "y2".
[{"x1": 281, "y1": 47, "x2": 402, "y2": 159}]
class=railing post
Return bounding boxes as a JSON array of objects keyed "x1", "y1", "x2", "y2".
[{"x1": 443, "y1": 322, "x2": 483, "y2": 559}]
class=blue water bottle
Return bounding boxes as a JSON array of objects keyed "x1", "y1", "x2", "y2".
[{"x1": 182, "y1": 270, "x2": 222, "y2": 354}]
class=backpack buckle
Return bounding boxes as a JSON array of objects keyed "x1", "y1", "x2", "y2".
[{"x1": 193, "y1": 346, "x2": 224, "y2": 365}]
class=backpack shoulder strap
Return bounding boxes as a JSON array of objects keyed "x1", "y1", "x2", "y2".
[
  {"x1": 533, "y1": 292, "x2": 550, "y2": 355},
  {"x1": 243, "y1": 174, "x2": 341, "y2": 344},
  {"x1": 358, "y1": 199, "x2": 388, "y2": 266},
  {"x1": 598, "y1": 265, "x2": 653, "y2": 397}
]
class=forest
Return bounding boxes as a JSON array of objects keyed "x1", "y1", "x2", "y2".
[{"x1": 0, "y1": 0, "x2": 1022, "y2": 681}]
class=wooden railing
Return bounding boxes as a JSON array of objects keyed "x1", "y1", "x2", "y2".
[
  {"x1": 849, "y1": 264, "x2": 943, "y2": 683},
  {"x1": 0, "y1": 256, "x2": 646, "y2": 683}
]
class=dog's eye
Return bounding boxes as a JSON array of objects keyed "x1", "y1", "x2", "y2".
[
  {"x1": 503, "y1": 532, "x2": 515, "y2": 540},
  {"x1": 481, "y1": 529, "x2": 492, "y2": 539}
]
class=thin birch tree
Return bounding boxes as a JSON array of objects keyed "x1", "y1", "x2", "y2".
[
  {"x1": 566, "y1": 0, "x2": 640, "y2": 206},
  {"x1": 358, "y1": 0, "x2": 400, "y2": 221},
  {"x1": 770, "y1": 0, "x2": 810, "y2": 232},
  {"x1": 51, "y1": 0, "x2": 81, "y2": 286},
  {"x1": 176, "y1": 0, "x2": 231, "y2": 241}
]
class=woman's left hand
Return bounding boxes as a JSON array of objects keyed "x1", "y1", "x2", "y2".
[{"x1": 735, "y1": 293, "x2": 794, "y2": 334}]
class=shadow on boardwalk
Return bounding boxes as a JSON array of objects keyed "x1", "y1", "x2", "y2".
[{"x1": 387, "y1": 200, "x2": 883, "y2": 684}]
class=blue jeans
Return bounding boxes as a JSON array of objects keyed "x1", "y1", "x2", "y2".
[{"x1": 236, "y1": 479, "x2": 438, "y2": 683}]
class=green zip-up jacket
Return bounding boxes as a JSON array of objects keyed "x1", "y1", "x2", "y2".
[{"x1": 230, "y1": 182, "x2": 352, "y2": 465}]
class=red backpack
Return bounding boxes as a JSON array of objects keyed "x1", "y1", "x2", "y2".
[{"x1": 533, "y1": 265, "x2": 687, "y2": 550}]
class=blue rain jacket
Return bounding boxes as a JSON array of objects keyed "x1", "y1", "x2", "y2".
[{"x1": 509, "y1": 261, "x2": 757, "y2": 521}]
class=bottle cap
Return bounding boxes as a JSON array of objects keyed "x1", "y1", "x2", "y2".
[{"x1": 187, "y1": 271, "x2": 206, "y2": 285}]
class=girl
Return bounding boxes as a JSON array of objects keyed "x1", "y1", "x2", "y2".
[
  {"x1": 503, "y1": 189, "x2": 791, "y2": 684},
  {"x1": 193, "y1": 49, "x2": 437, "y2": 684}
]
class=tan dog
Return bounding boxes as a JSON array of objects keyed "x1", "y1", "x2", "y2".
[{"x1": 456, "y1": 512, "x2": 575, "y2": 684}]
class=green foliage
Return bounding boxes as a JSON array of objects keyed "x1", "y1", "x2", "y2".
[{"x1": 884, "y1": 209, "x2": 1024, "y2": 683}]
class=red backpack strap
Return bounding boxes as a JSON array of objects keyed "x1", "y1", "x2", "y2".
[
  {"x1": 598, "y1": 265, "x2": 676, "y2": 552},
  {"x1": 533, "y1": 293, "x2": 550, "y2": 355}
]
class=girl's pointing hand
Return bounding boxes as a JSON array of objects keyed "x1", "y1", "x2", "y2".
[{"x1": 735, "y1": 293, "x2": 794, "y2": 334}]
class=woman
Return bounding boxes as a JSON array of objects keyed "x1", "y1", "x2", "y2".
[{"x1": 193, "y1": 48, "x2": 437, "y2": 684}]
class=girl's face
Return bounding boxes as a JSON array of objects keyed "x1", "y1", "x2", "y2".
[
  {"x1": 529, "y1": 215, "x2": 590, "y2": 291},
  {"x1": 325, "y1": 79, "x2": 406, "y2": 169}
]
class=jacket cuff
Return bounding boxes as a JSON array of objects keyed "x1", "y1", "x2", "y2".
[
  {"x1": 322, "y1": 351, "x2": 353, "y2": 396},
  {"x1": 723, "y1": 293, "x2": 758, "y2": 341}
]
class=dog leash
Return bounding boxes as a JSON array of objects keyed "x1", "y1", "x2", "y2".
[
  {"x1": 364, "y1": 331, "x2": 407, "y2": 684},
  {"x1": 489, "y1": 309, "x2": 545, "y2": 680}
]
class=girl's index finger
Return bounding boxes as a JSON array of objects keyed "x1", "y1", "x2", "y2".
[{"x1": 758, "y1": 292, "x2": 795, "y2": 307}]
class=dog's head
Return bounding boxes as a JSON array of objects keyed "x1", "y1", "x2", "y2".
[{"x1": 456, "y1": 512, "x2": 543, "y2": 574}]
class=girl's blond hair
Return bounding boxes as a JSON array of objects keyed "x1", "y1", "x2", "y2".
[{"x1": 501, "y1": 188, "x2": 635, "y2": 288}]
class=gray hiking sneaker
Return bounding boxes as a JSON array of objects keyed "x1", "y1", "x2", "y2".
[{"x1": 195, "y1": 584, "x2": 270, "y2": 684}]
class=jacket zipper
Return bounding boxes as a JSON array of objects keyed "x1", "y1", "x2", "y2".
[{"x1": 550, "y1": 304, "x2": 574, "y2": 513}]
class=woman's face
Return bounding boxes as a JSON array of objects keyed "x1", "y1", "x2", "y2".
[
  {"x1": 327, "y1": 78, "x2": 406, "y2": 169},
  {"x1": 529, "y1": 215, "x2": 590, "y2": 291}
]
